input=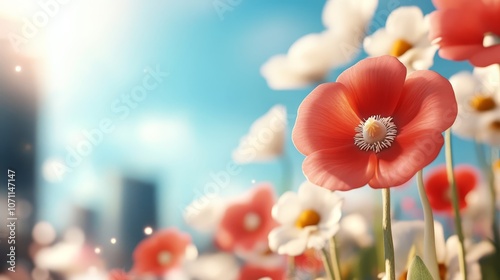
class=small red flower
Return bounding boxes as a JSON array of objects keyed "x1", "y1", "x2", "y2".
[
  {"x1": 295, "y1": 249, "x2": 323, "y2": 274},
  {"x1": 108, "y1": 269, "x2": 129, "y2": 280},
  {"x1": 131, "y1": 228, "x2": 191, "y2": 276},
  {"x1": 424, "y1": 164, "x2": 478, "y2": 212},
  {"x1": 238, "y1": 264, "x2": 286, "y2": 280},
  {"x1": 216, "y1": 184, "x2": 276, "y2": 251},
  {"x1": 429, "y1": 0, "x2": 500, "y2": 67}
]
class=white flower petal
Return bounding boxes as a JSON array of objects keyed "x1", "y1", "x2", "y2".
[
  {"x1": 272, "y1": 191, "x2": 302, "y2": 225},
  {"x1": 449, "y1": 72, "x2": 480, "y2": 106},
  {"x1": 475, "y1": 110, "x2": 500, "y2": 146},
  {"x1": 473, "y1": 65, "x2": 500, "y2": 96},
  {"x1": 322, "y1": 0, "x2": 378, "y2": 31},
  {"x1": 288, "y1": 32, "x2": 335, "y2": 76},
  {"x1": 269, "y1": 226, "x2": 309, "y2": 256},
  {"x1": 183, "y1": 253, "x2": 240, "y2": 280},
  {"x1": 398, "y1": 45, "x2": 437, "y2": 73},
  {"x1": 232, "y1": 105, "x2": 287, "y2": 163},
  {"x1": 385, "y1": 6, "x2": 426, "y2": 44},
  {"x1": 363, "y1": 29, "x2": 394, "y2": 57},
  {"x1": 391, "y1": 220, "x2": 426, "y2": 277},
  {"x1": 260, "y1": 55, "x2": 322, "y2": 90},
  {"x1": 184, "y1": 197, "x2": 226, "y2": 232},
  {"x1": 432, "y1": 222, "x2": 446, "y2": 264}
]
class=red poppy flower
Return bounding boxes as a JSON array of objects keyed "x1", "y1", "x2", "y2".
[
  {"x1": 424, "y1": 164, "x2": 478, "y2": 212},
  {"x1": 131, "y1": 228, "x2": 191, "y2": 276},
  {"x1": 238, "y1": 264, "x2": 286, "y2": 280},
  {"x1": 216, "y1": 184, "x2": 276, "y2": 251},
  {"x1": 292, "y1": 55, "x2": 457, "y2": 190},
  {"x1": 429, "y1": 0, "x2": 500, "y2": 67}
]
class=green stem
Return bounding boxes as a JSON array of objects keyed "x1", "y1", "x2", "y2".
[
  {"x1": 475, "y1": 139, "x2": 500, "y2": 250},
  {"x1": 445, "y1": 129, "x2": 467, "y2": 280},
  {"x1": 416, "y1": 170, "x2": 440, "y2": 280},
  {"x1": 321, "y1": 248, "x2": 335, "y2": 280},
  {"x1": 488, "y1": 148, "x2": 500, "y2": 250},
  {"x1": 382, "y1": 188, "x2": 395, "y2": 280},
  {"x1": 329, "y1": 236, "x2": 342, "y2": 280},
  {"x1": 286, "y1": 256, "x2": 296, "y2": 279}
]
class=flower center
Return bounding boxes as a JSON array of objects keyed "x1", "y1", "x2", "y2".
[
  {"x1": 470, "y1": 95, "x2": 496, "y2": 112},
  {"x1": 390, "y1": 39, "x2": 413, "y2": 57},
  {"x1": 157, "y1": 251, "x2": 172, "y2": 266},
  {"x1": 295, "y1": 209, "x2": 321, "y2": 229},
  {"x1": 244, "y1": 212, "x2": 261, "y2": 232},
  {"x1": 490, "y1": 120, "x2": 500, "y2": 131},
  {"x1": 354, "y1": 115, "x2": 397, "y2": 153},
  {"x1": 483, "y1": 32, "x2": 500, "y2": 47},
  {"x1": 493, "y1": 159, "x2": 500, "y2": 172}
]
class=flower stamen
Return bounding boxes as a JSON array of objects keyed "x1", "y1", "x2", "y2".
[
  {"x1": 470, "y1": 95, "x2": 496, "y2": 112},
  {"x1": 354, "y1": 115, "x2": 397, "y2": 153},
  {"x1": 390, "y1": 39, "x2": 413, "y2": 57},
  {"x1": 295, "y1": 209, "x2": 321, "y2": 229},
  {"x1": 157, "y1": 251, "x2": 172, "y2": 266}
]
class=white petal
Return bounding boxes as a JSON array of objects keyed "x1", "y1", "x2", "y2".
[
  {"x1": 323, "y1": 0, "x2": 378, "y2": 31},
  {"x1": 476, "y1": 110, "x2": 500, "y2": 146},
  {"x1": 391, "y1": 220, "x2": 426, "y2": 276},
  {"x1": 184, "y1": 197, "x2": 226, "y2": 232},
  {"x1": 288, "y1": 32, "x2": 334, "y2": 76},
  {"x1": 363, "y1": 28, "x2": 394, "y2": 57},
  {"x1": 183, "y1": 253, "x2": 240, "y2": 280},
  {"x1": 232, "y1": 105, "x2": 287, "y2": 163},
  {"x1": 398, "y1": 44, "x2": 437, "y2": 73},
  {"x1": 272, "y1": 191, "x2": 302, "y2": 225},
  {"x1": 306, "y1": 231, "x2": 330, "y2": 250},
  {"x1": 473, "y1": 65, "x2": 500, "y2": 98},
  {"x1": 385, "y1": 6, "x2": 426, "y2": 44},
  {"x1": 260, "y1": 55, "x2": 322, "y2": 90},
  {"x1": 433, "y1": 222, "x2": 446, "y2": 264},
  {"x1": 338, "y1": 214, "x2": 373, "y2": 248},
  {"x1": 268, "y1": 226, "x2": 309, "y2": 256},
  {"x1": 449, "y1": 72, "x2": 480, "y2": 106}
]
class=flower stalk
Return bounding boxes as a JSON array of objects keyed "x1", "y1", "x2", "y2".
[
  {"x1": 321, "y1": 248, "x2": 335, "y2": 280},
  {"x1": 416, "y1": 170, "x2": 440, "y2": 280},
  {"x1": 329, "y1": 236, "x2": 342, "y2": 280},
  {"x1": 444, "y1": 129, "x2": 467, "y2": 280},
  {"x1": 382, "y1": 188, "x2": 395, "y2": 280}
]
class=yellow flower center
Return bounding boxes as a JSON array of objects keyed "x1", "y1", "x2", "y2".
[
  {"x1": 390, "y1": 39, "x2": 413, "y2": 57},
  {"x1": 490, "y1": 120, "x2": 500, "y2": 131},
  {"x1": 493, "y1": 159, "x2": 500, "y2": 172},
  {"x1": 295, "y1": 209, "x2": 321, "y2": 229},
  {"x1": 470, "y1": 95, "x2": 496, "y2": 112},
  {"x1": 157, "y1": 251, "x2": 172, "y2": 266}
]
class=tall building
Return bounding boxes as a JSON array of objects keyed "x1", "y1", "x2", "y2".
[{"x1": 0, "y1": 38, "x2": 38, "y2": 271}]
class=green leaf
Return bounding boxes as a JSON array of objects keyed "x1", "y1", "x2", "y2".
[{"x1": 408, "y1": 256, "x2": 434, "y2": 280}]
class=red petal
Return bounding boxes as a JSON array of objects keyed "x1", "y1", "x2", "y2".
[
  {"x1": 292, "y1": 82, "x2": 360, "y2": 155},
  {"x1": 302, "y1": 145, "x2": 376, "y2": 191},
  {"x1": 336, "y1": 56, "x2": 406, "y2": 119},
  {"x1": 393, "y1": 70, "x2": 457, "y2": 133}
]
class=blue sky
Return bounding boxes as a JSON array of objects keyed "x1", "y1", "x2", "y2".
[{"x1": 30, "y1": 0, "x2": 479, "y2": 241}]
